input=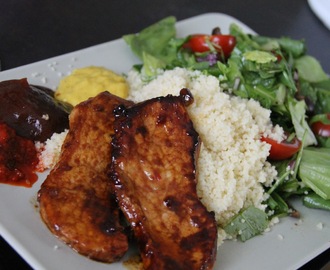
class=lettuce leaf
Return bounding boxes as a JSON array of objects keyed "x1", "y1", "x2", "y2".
[
  {"x1": 224, "y1": 206, "x2": 269, "y2": 242},
  {"x1": 298, "y1": 147, "x2": 330, "y2": 200},
  {"x1": 123, "y1": 16, "x2": 177, "y2": 62},
  {"x1": 295, "y1": 55, "x2": 329, "y2": 83},
  {"x1": 288, "y1": 98, "x2": 317, "y2": 146}
]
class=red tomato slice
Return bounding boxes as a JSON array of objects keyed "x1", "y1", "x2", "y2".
[
  {"x1": 183, "y1": 34, "x2": 236, "y2": 59},
  {"x1": 311, "y1": 113, "x2": 330, "y2": 137},
  {"x1": 261, "y1": 135, "x2": 302, "y2": 161}
]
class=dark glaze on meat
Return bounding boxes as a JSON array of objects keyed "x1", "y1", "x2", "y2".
[
  {"x1": 38, "y1": 92, "x2": 131, "y2": 262},
  {"x1": 0, "y1": 78, "x2": 71, "y2": 142},
  {"x1": 110, "y1": 89, "x2": 218, "y2": 270}
]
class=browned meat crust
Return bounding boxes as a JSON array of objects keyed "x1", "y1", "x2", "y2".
[
  {"x1": 38, "y1": 91, "x2": 132, "y2": 262},
  {"x1": 110, "y1": 89, "x2": 218, "y2": 270}
]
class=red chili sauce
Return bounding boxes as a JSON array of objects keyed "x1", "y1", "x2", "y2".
[{"x1": 0, "y1": 122, "x2": 38, "y2": 187}]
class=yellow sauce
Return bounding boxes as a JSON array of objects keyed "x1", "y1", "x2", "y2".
[{"x1": 55, "y1": 66, "x2": 128, "y2": 106}]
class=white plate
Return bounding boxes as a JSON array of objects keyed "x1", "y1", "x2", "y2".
[
  {"x1": 0, "y1": 13, "x2": 329, "y2": 270},
  {"x1": 308, "y1": 0, "x2": 330, "y2": 30}
]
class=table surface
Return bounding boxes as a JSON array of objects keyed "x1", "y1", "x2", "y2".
[{"x1": 0, "y1": 0, "x2": 329, "y2": 269}]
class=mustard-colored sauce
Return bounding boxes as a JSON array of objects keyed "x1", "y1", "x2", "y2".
[{"x1": 55, "y1": 66, "x2": 128, "y2": 106}]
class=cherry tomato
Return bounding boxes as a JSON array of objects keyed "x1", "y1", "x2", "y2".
[
  {"x1": 271, "y1": 50, "x2": 283, "y2": 62},
  {"x1": 183, "y1": 34, "x2": 236, "y2": 59},
  {"x1": 310, "y1": 113, "x2": 330, "y2": 137},
  {"x1": 261, "y1": 135, "x2": 302, "y2": 161}
]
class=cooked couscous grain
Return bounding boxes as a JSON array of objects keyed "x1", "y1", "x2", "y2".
[{"x1": 36, "y1": 130, "x2": 68, "y2": 171}]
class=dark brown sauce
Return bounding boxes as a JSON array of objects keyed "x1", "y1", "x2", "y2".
[
  {"x1": 179, "y1": 88, "x2": 194, "y2": 106},
  {"x1": 0, "y1": 122, "x2": 38, "y2": 187},
  {"x1": 0, "y1": 78, "x2": 71, "y2": 142}
]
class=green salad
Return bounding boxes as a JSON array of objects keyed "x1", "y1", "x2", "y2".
[{"x1": 123, "y1": 16, "x2": 330, "y2": 241}]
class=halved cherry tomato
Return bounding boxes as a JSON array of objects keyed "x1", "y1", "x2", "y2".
[
  {"x1": 261, "y1": 135, "x2": 302, "y2": 161},
  {"x1": 183, "y1": 34, "x2": 236, "y2": 59},
  {"x1": 310, "y1": 113, "x2": 330, "y2": 137},
  {"x1": 271, "y1": 50, "x2": 283, "y2": 62}
]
